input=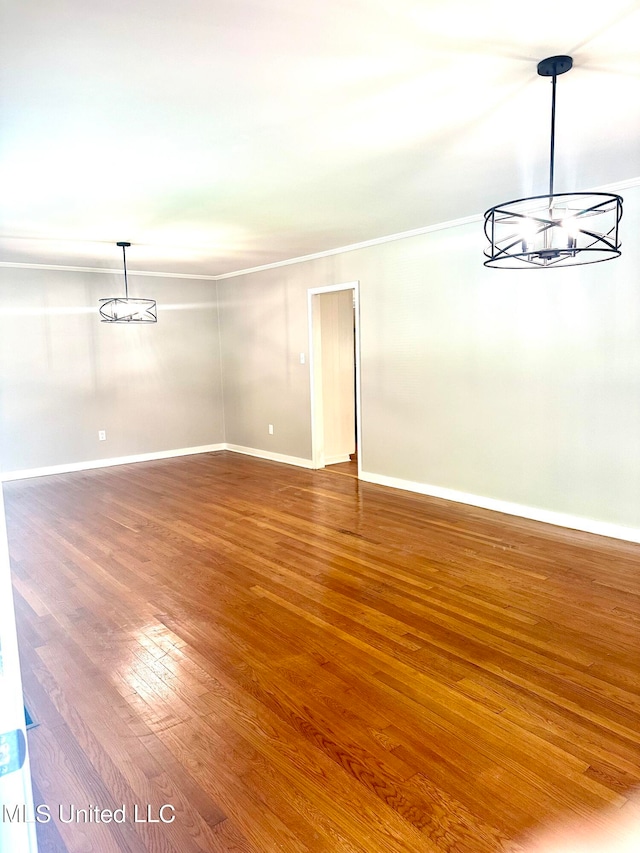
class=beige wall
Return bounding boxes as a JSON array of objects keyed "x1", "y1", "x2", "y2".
[
  {"x1": 217, "y1": 265, "x2": 316, "y2": 459},
  {"x1": 218, "y1": 183, "x2": 640, "y2": 530},
  {"x1": 0, "y1": 267, "x2": 224, "y2": 473}
]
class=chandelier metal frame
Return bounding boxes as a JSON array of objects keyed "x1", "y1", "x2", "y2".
[
  {"x1": 99, "y1": 242, "x2": 157, "y2": 323},
  {"x1": 484, "y1": 56, "x2": 623, "y2": 269}
]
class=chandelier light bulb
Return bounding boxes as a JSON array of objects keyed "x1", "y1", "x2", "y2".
[{"x1": 518, "y1": 217, "x2": 539, "y2": 253}]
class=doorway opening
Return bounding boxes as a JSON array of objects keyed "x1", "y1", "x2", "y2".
[{"x1": 308, "y1": 282, "x2": 361, "y2": 479}]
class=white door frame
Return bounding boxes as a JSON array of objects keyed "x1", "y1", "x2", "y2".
[{"x1": 307, "y1": 281, "x2": 361, "y2": 477}]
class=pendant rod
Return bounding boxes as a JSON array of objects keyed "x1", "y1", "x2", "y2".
[
  {"x1": 536, "y1": 55, "x2": 572, "y2": 198},
  {"x1": 549, "y1": 71, "x2": 557, "y2": 197},
  {"x1": 122, "y1": 242, "x2": 129, "y2": 299},
  {"x1": 117, "y1": 241, "x2": 131, "y2": 300}
]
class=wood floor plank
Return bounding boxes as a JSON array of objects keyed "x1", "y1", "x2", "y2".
[{"x1": 4, "y1": 451, "x2": 640, "y2": 851}]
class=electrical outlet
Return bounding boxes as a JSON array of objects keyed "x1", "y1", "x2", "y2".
[
  {"x1": 268, "y1": 424, "x2": 274, "y2": 435},
  {"x1": 98, "y1": 430, "x2": 107, "y2": 441}
]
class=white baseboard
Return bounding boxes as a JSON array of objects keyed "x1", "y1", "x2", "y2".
[
  {"x1": 224, "y1": 444, "x2": 314, "y2": 469},
  {"x1": 1, "y1": 443, "x2": 313, "y2": 482},
  {"x1": 359, "y1": 470, "x2": 640, "y2": 544},
  {"x1": 0, "y1": 444, "x2": 226, "y2": 482},
  {"x1": 325, "y1": 454, "x2": 351, "y2": 466}
]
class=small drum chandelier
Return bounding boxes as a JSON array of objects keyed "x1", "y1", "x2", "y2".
[
  {"x1": 484, "y1": 56, "x2": 623, "y2": 269},
  {"x1": 99, "y1": 242, "x2": 157, "y2": 323}
]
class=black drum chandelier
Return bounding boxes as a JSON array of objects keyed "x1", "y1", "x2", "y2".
[
  {"x1": 484, "y1": 56, "x2": 623, "y2": 269},
  {"x1": 99, "y1": 242, "x2": 157, "y2": 323}
]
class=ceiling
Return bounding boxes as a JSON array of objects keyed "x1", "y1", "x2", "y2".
[{"x1": 1, "y1": 0, "x2": 639, "y2": 277}]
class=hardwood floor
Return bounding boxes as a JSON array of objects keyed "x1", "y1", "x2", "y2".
[
  {"x1": 4, "y1": 451, "x2": 640, "y2": 852},
  {"x1": 324, "y1": 460, "x2": 359, "y2": 479}
]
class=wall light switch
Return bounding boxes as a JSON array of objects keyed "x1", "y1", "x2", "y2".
[
  {"x1": 268, "y1": 424, "x2": 274, "y2": 435},
  {"x1": 98, "y1": 430, "x2": 107, "y2": 441},
  {"x1": 299, "y1": 352, "x2": 306, "y2": 364}
]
